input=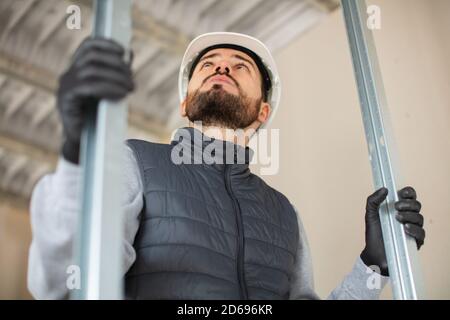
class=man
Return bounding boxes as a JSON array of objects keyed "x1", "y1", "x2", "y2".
[{"x1": 28, "y1": 32, "x2": 425, "y2": 299}]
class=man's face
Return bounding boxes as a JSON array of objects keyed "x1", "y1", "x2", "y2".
[{"x1": 181, "y1": 48, "x2": 270, "y2": 130}]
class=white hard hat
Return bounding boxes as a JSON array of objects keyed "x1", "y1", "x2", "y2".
[{"x1": 178, "y1": 32, "x2": 281, "y2": 129}]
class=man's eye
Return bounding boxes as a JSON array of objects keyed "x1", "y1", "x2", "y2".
[
  {"x1": 236, "y1": 63, "x2": 249, "y2": 71},
  {"x1": 202, "y1": 61, "x2": 213, "y2": 68}
]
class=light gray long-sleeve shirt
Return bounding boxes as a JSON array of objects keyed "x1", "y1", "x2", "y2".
[{"x1": 27, "y1": 144, "x2": 388, "y2": 300}]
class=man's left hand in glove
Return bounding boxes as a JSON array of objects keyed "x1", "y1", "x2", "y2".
[{"x1": 360, "y1": 186, "x2": 425, "y2": 276}]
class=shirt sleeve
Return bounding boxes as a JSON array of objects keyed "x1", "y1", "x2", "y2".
[
  {"x1": 288, "y1": 205, "x2": 320, "y2": 300},
  {"x1": 27, "y1": 144, "x2": 143, "y2": 300},
  {"x1": 289, "y1": 204, "x2": 389, "y2": 300}
]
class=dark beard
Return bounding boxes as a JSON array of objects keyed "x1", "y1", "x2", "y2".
[{"x1": 185, "y1": 84, "x2": 261, "y2": 130}]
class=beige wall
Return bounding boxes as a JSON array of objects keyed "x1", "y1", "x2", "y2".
[
  {"x1": 1, "y1": 0, "x2": 448, "y2": 300},
  {"x1": 0, "y1": 201, "x2": 32, "y2": 299},
  {"x1": 261, "y1": 0, "x2": 450, "y2": 299}
]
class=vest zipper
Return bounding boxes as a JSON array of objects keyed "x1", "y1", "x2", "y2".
[{"x1": 224, "y1": 165, "x2": 248, "y2": 300}]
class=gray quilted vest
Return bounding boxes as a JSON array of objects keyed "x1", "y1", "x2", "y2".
[{"x1": 124, "y1": 127, "x2": 299, "y2": 299}]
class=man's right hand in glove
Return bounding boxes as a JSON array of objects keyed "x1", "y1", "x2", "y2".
[{"x1": 57, "y1": 37, "x2": 135, "y2": 164}]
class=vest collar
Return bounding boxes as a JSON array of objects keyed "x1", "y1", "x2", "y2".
[{"x1": 170, "y1": 127, "x2": 254, "y2": 168}]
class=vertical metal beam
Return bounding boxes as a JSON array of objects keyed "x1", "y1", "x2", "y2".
[
  {"x1": 341, "y1": 0, "x2": 425, "y2": 299},
  {"x1": 73, "y1": 0, "x2": 132, "y2": 300}
]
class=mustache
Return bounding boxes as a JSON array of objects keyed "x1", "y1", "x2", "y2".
[{"x1": 202, "y1": 71, "x2": 239, "y2": 89}]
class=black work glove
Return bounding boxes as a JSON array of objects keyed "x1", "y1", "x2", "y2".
[
  {"x1": 360, "y1": 186, "x2": 425, "y2": 276},
  {"x1": 57, "y1": 37, "x2": 134, "y2": 164}
]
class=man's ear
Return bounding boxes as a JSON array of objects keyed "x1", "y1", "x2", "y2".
[
  {"x1": 181, "y1": 99, "x2": 187, "y2": 117},
  {"x1": 257, "y1": 102, "x2": 271, "y2": 125}
]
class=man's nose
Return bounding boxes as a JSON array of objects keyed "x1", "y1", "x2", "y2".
[{"x1": 215, "y1": 61, "x2": 231, "y2": 74}]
